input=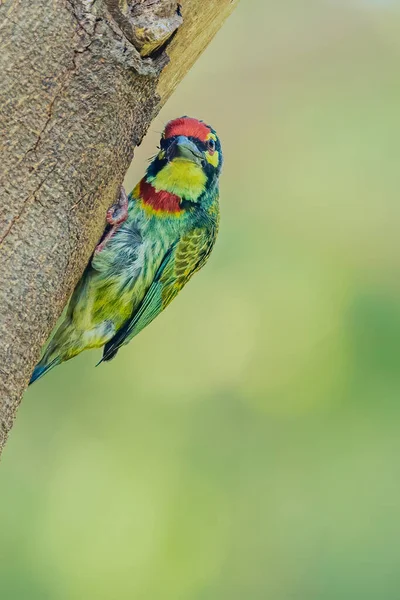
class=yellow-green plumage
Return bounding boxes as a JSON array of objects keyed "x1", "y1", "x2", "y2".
[{"x1": 30, "y1": 117, "x2": 222, "y2": 383}]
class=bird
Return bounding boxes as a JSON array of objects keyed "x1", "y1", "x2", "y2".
[{"x1": 30, "y1": 116, "x2": 222, "y2": 384}]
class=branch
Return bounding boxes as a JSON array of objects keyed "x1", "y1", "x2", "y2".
[{"x1": 0, "y1": 0, "x2": 238, "y2": 456}]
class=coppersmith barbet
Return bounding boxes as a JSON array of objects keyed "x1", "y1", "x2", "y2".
[{"x1": 30, "y1": 117, "x2": 222, "y2": 383}]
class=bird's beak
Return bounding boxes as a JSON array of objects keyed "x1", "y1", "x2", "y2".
[{"x1": 167, "y1": 136, "x2": 203, "y2": 165}]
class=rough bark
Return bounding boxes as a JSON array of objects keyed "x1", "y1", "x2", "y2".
[{"x1": 0, "y1": 0, "x2": 238, "y2": 456}]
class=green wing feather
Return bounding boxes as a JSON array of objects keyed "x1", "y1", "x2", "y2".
[{"x1": 101, "y1": 225, "x2": 217, "y2": 362}]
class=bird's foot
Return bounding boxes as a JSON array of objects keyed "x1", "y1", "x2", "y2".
[
  {"x1": 95, "y1": 187, "x2": 129, "y2": 253},
  {"x1": 106, "y1": 186, "x2": 129, "y2": 226}
]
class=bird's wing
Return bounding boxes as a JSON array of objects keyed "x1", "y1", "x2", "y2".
[{"x1": 100, "y1": 224, "x2": 217, "y2": 362}]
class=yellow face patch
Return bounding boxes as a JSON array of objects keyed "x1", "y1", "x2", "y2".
[
  {"x1": 205, "y1": 150, "x2": 219, "y2": 168},
  {"x1": 152, "y1": 159, "x2": 207, "y2": 201},
  {"x1": 205, "y1": 132, "x2": 219, "y2": 168}
]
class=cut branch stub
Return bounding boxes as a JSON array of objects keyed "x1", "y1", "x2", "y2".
[{"x1": 104, "y1": 0, "x2": 183, "y2": 58}]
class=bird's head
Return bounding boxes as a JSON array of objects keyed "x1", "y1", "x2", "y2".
[{"x1": 145, "y1": 116, "x2": 223, "y2": 204}]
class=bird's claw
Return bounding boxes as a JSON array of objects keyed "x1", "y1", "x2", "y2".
[
  {"x1": 95, "y1": 187, "x2": 129, "y2": 254},
  {"x1": 106, "y1": 187, "x2": 129, "y2": 226}
]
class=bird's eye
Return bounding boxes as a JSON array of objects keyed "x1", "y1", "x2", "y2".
[{"x1": 207, "y1": 139, "x2": 216, "y2": 154}]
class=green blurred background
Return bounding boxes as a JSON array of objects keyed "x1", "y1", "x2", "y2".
[{"x1": 3, "y1": 1, "x2": 400, "y2": 598}]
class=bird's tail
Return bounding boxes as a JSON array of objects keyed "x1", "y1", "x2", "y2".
[
  {"x1": 29, "y1": 357, "x2": 61, "y2": 385},
  {"x1": 29, "y1": 317, "x2": 76, "y2": 385}
]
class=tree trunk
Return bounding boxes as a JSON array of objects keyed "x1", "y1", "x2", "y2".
[{"x1": 0, "y1": 0, "x2": 238, "y2": 456}]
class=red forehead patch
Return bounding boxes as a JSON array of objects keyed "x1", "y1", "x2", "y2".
[{"x1": 164, "y1": 117, "x2": 211, "y2": 142}]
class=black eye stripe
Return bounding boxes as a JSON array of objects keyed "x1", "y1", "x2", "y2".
[{"x1": 162, "y1": 135, "x2": 218, "y2": 152}]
